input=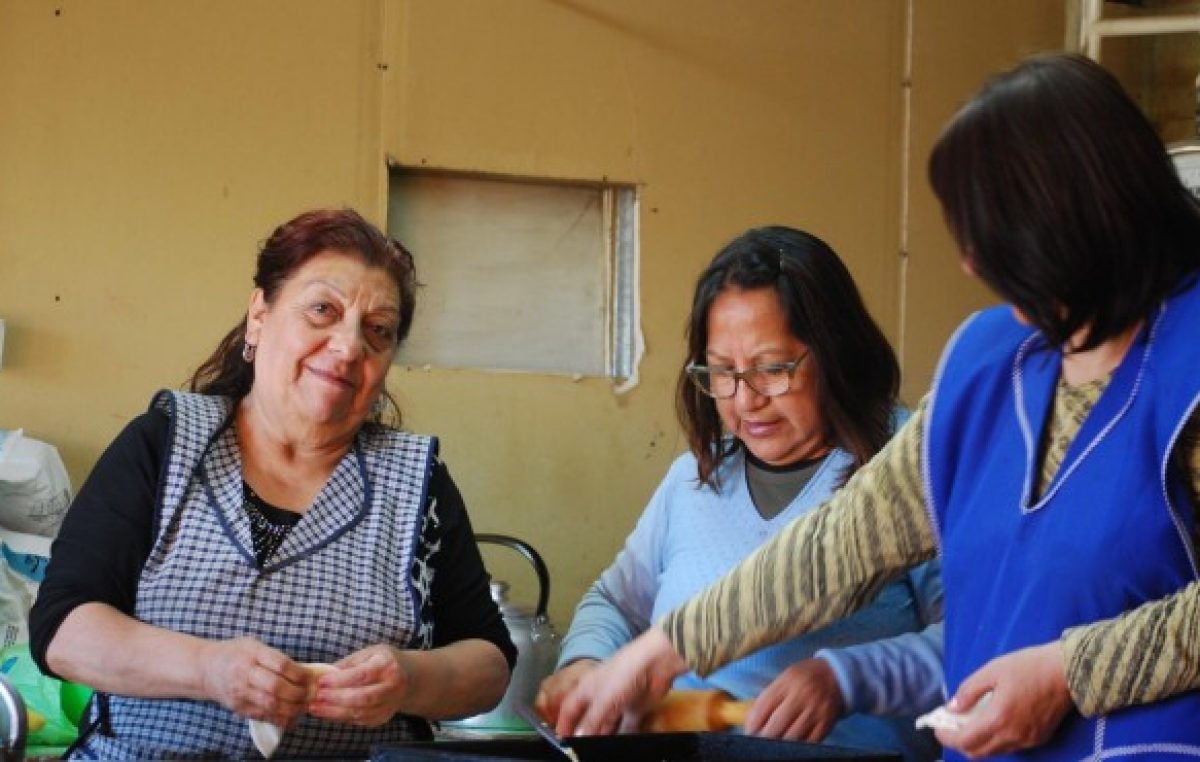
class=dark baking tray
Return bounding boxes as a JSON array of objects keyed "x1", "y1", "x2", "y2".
[{"x1": 371, "y1": 733, "x2": 901, "y2": 761}]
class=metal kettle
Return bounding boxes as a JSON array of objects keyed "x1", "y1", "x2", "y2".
[{"x1": 446, "y1": 533, "x2": 560, "y2": 732}]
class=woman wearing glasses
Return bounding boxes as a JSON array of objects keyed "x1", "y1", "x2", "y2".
[
  {"x1": 554, "y1": 54, "x2": 1200, "y2": 760},
  {"x1": 537, "y1": 227, "x2": 943, "y2": 761}
]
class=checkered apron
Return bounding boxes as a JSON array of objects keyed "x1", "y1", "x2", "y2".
[{"x1": 76, "y1": 391, "x2": 436, "y2": 759}]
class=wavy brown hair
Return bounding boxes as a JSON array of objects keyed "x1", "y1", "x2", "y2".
[
  {"x1": 676, "y1": 226, "x2": 900, "y2": 489},
  {"x1": 188, "y1": 208, "x2": 418, "y2": 426}
]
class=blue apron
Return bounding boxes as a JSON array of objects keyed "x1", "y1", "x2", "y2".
[{"x1": 925, "y1": 277, "x2": 1200, "y2": 760}]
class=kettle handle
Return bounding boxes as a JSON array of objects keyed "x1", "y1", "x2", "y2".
[{"x1": 474, "y1": 533, "x2": 550, "y2": 619}]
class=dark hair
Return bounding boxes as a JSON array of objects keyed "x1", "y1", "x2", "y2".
[
  {"x1": 929, "y1": 53, "x2": 1200, "y2": 351},
  {"x1": 675, "y1": 226, "x2": 900, "y2": 488},
  {"x1": 189, "y1": 208, "x2": 418, "y2": 425}
]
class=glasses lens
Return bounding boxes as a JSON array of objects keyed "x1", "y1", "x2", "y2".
[
  {"x1": 748, "y1": 367, "x2": 792, "y2": 397},
  {"x1": 707, "y1": 371, "x2": 738, "y2": 398}
]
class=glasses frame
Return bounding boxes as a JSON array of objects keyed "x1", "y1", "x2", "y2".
[{"x1": 686, "y1": 351, "x2": 809, "y2": 399}]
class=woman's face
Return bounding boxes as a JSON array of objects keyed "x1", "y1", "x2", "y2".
[
  {"x1": 706, "y1": 286, "x2": 829, "y2": 466},
  {"x1": 245, "y1": 249, "x2": 401, "y2": 443}
]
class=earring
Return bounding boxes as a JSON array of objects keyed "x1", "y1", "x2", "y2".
[{"x1": 242, "y1": 341, "x2": 257, "y2": 363}]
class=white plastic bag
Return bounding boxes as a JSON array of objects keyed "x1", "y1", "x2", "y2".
[
  {"x1": 0, "y1": 430, "x2": 72, "y2": 537},
  {"x1": 0, "y1": 561, "x2": 30, "y2": 648}
]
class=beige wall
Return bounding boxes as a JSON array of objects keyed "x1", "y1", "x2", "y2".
[
  {"x1": 902, "y1": 0, "x2": 1066, "y2": 401},
  {"x1": 0, "y1": 1, "x2": 1062, "y2": 626}
]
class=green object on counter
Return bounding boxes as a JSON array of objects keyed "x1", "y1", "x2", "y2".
[{"x1": 0, "y1": 643, "x2": 93, "y2": 748}]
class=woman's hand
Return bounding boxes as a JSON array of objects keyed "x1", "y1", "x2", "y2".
[
  {"x1": 745, "y1": 658, "x2": 843, "y2": 742},
  {"x1": 199, "y1": 637, "x2": 312, "y2": 728},
  {"x1": 936, "y1": 641, "x2": 1074, "y2": 757},
  {"x1": 536, "y1": 659, "x2": 598, "y2": 725},
  {"x1": 555, "y1": 628, "x2": 687, "y2": 737},
  {"x1": 307, "y1": 644, "x2": 413, "y2": 727}
]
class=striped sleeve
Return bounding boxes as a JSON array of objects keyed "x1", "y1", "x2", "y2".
[
  {"x1": 1061, "y1": 408, "x2": 1200, "y2": 716},
  {"x1": 663, "y1": 394, "x2": 1200, "y2": 716},
  {"x1": 661, "y1": 397, "x2": 937, "y2": 676}
]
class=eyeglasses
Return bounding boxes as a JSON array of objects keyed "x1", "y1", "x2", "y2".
[{"x1": 686, "y1": 352, "x2": 808, "y2": 399}]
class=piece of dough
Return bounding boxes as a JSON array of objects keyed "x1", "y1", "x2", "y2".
[
  {"x1": 914, "y1": 691, "x2": 992, "y2": 733},
  {"x1": 914, "y1": 705, "x2": 968, "y2": 732},
  {"x1": 247, "y1": 662, "x2": 336, "y2": 758},
  {"x1": 248, "y1": 719, "x2": 283, "y2": 759}
]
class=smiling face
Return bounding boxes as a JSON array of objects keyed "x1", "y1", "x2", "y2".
[
  {"x1": 706, "y1": 286, "x2": 830, "y2": 466},
  {"x1": 244, "y1": 249, "x2": 401, "y2": 446}
]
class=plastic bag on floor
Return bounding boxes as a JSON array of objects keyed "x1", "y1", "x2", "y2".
[{"x1": 0, "y1": 430, "x2": 72, "y2": 537}]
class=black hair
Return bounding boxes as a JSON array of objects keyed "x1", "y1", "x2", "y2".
[
  {"x1": 675, "y1": 226, "x2": 900, "y2": 488},
  {"x1": 929, "y1": 53, "x2": 1200, "y2": 350}
]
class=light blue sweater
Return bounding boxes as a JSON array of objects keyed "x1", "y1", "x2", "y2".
[{"x1": 558, "y1": 447, "x2": 943, "y2": 761}]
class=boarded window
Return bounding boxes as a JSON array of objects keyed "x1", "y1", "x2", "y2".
[{"x1": 387, "y1": 167, "x2": 639, "y2": 379}]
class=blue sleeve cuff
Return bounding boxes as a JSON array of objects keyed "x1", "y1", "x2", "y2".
[
  {"x1": 814, "y1": 649, "x2": 856, "y2": 715},
  {"x1": 811, "y1": 624, "x2": 946, "y2": 716}
]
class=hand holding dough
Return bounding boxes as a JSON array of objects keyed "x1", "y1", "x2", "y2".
[{"x1": 248, "y1": 663, "x2": 336, "y2": 758}]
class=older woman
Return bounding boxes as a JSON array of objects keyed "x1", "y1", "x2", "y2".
[
  {"x1": 539, "y1": 227, "x2": 943, "y2": 761},
  {"x1": 555, "y1": 54, "x2": 1200, "y2": 760},
  {"x1": 30, "y1": 209, "x2": 514, "y2": 759}
]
